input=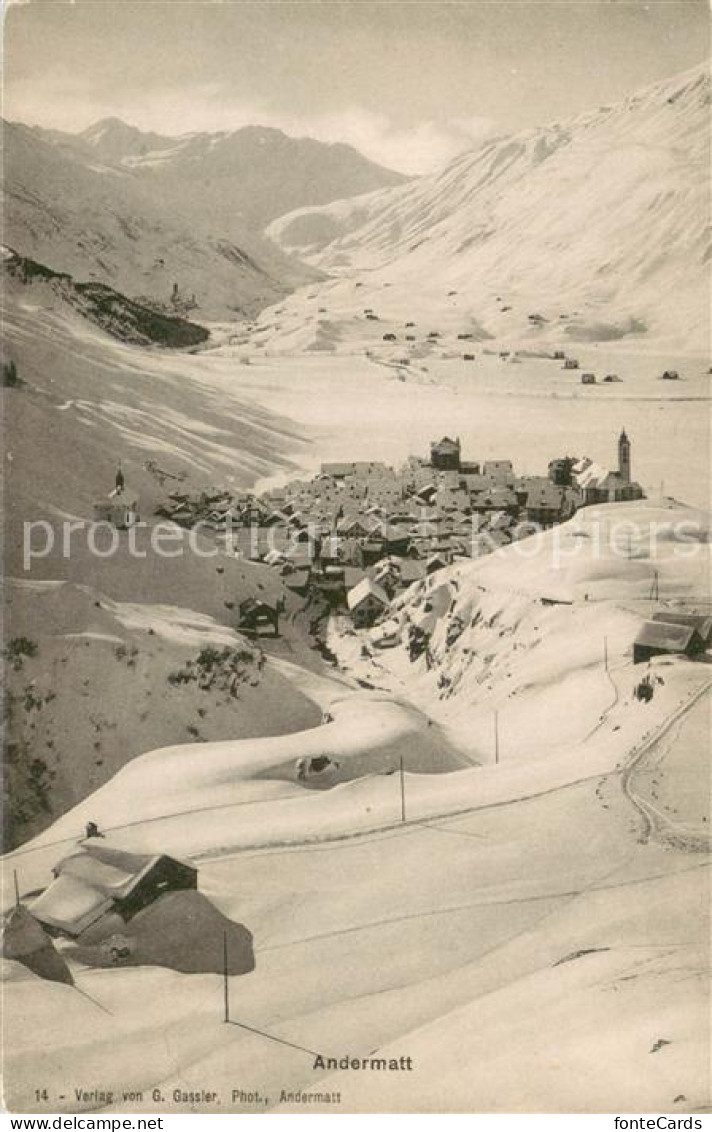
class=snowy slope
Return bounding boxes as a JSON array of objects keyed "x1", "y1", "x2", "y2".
[
  {"x1": 1, "y1": 289, "x2": 314, "y2": 846},
  {"x1": 330, "y1": 500, "x2": 711, "y2": 759},
  {"x1": 2, "y1": 292, "x2": 312, "y2": 560},
  {"x1": 269, "y1": 65, "x2": 711, "y2": 348},
  {"x1": 3, "y1": 815, "x2": 709, "y2": 1114},
  {"x1": 2, "y1": 584, "x2": 320, "y2": 850}
]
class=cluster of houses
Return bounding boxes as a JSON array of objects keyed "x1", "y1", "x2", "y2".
[{"x1": 154, "y1": 430, "x2": 645, "y2": 629}]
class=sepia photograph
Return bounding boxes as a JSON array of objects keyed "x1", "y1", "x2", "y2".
[{"x1": 1, "y1": 0, "x2": 710, "y2": 1121}]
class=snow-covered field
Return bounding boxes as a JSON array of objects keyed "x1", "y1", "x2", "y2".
[
  {"x1": 200, "y1": 346, "x2": 710, "y2": 509},
  {"x1": 4, "y1": 280, "x2": 709, "y2": 510}
]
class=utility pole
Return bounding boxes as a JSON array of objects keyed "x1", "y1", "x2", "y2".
[
  {"x1": 399, "y1": 756, "x2": 406, "y2": 822},
  {"x1": 223, "y1": 932, "x2": 230, "y2": 1024},
  {"x1": 13, "y1": 870, "x2": 20, "y2": 908},
  {"x1": 494, "y1": 710, "x2": 500, "y2": 765}
]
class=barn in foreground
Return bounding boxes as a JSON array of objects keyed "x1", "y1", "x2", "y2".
[
  {"x1": 30, "y1": 845, "x2": 198, "y2": 938},
  {"x1": 633, "y1": 621, "x2": 707, "y2": 665}
]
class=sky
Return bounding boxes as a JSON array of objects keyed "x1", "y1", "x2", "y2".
[{"x1": 3, "y1": 0, "x2": 710, "y2": 173}]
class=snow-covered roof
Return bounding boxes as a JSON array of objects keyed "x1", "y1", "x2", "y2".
[
  {"x1": 574, "y1": 460, "x2": 611, "y2": 489},
  {"x1": 347, "y1": 578, "x2": 389, "y2": 611},
  {"x1": 634, "y1": 620, "x2": 697, "y2": 651},
  {"x1": 652, "y1": 612, "x2": 712, "y2": 642},
  {"x1": 31, "y1": 875, "x2": 113, "y2": 937}
]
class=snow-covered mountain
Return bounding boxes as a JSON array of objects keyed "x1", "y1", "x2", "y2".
[
  {"x1": 28, "y1": 117, "x2": 408, "y2": 230},
  {"x1": 75, "y1": 117, "x2": 182, "y2": 162},
  {"x1": 2, "y1": 114, "x2": 406, "y2": 320},
  {"x1": 1, "y1": 120, "x2": 316, "y2": 319},
  {"x1": 269, "y1": 64, "x2": 711, "y2": 349}
]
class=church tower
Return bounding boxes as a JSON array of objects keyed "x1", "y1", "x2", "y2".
[{"x1": 618, "y1": 428, "x2": 631, "y2": 484}]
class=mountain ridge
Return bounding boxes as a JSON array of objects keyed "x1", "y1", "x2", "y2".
[
  {"x1": 22, "y1": 116, "x2": 409, "y2": 230},
  {"x1": 1, "y1": 118, "x2": 318, "y2": 320}
]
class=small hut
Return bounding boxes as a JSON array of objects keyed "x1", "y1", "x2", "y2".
[
  {"x1": 651, "y1": 612, "x2": 712, "y2": 647},
  {"x1": 30, "y1": 846, "x2": 197, "y2": 938},
  {"x1": 346, "y1": 578, "x2": 389, "y2": 628},
  {"x1": 237, "y1": 597, "x2": 280, "y2": 637},
  {"x1": 633, "y1": 621, "x2": 705, "y2": 665}
]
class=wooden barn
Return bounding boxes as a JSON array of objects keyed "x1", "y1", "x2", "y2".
[
  {"x1": 651, "y1": 612, "x2": 712, "y2": 647},
  {"x1": 633, "y1": 620, "x2": 706, "y2": 665},
  {"x1": 237, "y1": 597, "x2": 280, "y2": 637},
  {"x1": 347, "y1": 578, "x2": 389, "y2": 628},
  {"x1": 30, "y1": 846, "x2": 198, "y2": 939}
]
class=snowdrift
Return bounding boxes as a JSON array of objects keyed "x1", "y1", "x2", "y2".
[{"x1": 67, "y1": 891, "x2": 254, "y2": 976}]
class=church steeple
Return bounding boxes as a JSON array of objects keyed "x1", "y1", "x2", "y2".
[{"x1": 618, "y1": 428, "x2": 631, "y2": 484}]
